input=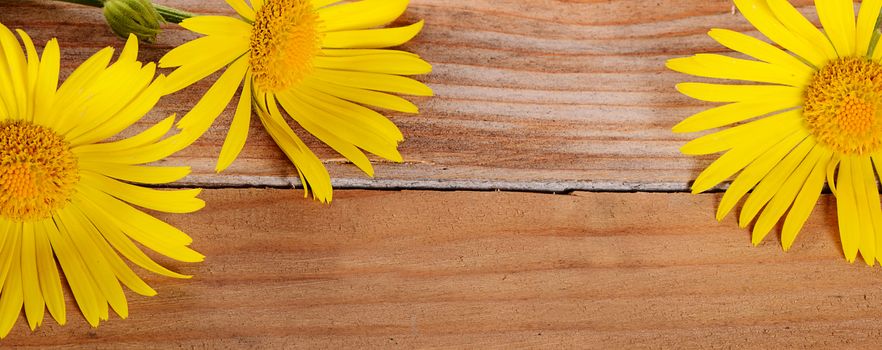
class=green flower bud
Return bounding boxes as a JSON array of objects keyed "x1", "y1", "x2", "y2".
[{"x1": 102, "y1": 0, "x2": 164, "y2": 43}]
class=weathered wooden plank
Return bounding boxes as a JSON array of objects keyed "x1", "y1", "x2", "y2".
[
  {"x1": 0, "y1": 0, "x2": 817, "y2": 191},
  {"x1": 2, "y1": 190, "x2": 881, "y2": 348}
]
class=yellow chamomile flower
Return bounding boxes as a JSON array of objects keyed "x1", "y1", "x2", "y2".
[
  {"x1": 159, "y1": 0, "x2": 433, "y2": 203},
  {"x1": 0, "y1": 26, "x2": 204, "y2": 335},
  {"x1": 668, "y1": 0, "x2": 882, "y2": 265}
]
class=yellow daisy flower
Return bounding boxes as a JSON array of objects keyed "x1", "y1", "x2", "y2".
[
  {"x1": 669, "y1": 0, "x2": 882, "y2": 265},
  {"x1": 0, "y1": 26, "x2": 203, "y2": 335},
  {"x1": 159, "y1": 0, "x2": 433, "y2": 203}
]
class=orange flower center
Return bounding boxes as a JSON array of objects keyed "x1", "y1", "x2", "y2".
[
  {"x1": 249, "y1": 0, "x2": 323, "y2": 92},
  {"x1": 804, "y1": 57, "x2": 882, "y2": 155},
  {"x1": 0, "y1": 120, "x2": 78, "y2": 221}
]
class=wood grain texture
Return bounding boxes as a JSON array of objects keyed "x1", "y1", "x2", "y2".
[
  {"x1": 0, "y1": 190, "x2": 879, "y2": 348},
  {"x1": 3, "y1": 1, "x2": 880, "y2": 348},
  {"x1": 0, "y1": 0, "x2": 816, "y2": 191}
]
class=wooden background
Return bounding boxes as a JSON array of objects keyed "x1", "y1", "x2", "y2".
[{"x1": 3, "y1": 0, "x2": 882, "y2": 348}]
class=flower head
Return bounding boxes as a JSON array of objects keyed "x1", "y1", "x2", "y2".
[
  {"x1": 159, "y1": 0, "x2": 433, "y2": 203},
  {"x1": 669, "y1": 0, "x2": 882, "y2": 265},
  {"x1": 0, "y1": 25, "x2": 203, "y2": 335},
  {"x1": 102, "y1": 0, "x2": 164, "y2": 43}
]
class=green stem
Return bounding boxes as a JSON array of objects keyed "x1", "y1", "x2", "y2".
[
  {"x1": 870, "y1": 11, "x2": 882, "y2": 57},
  {"x1": 153, "y1": 4, "x2": 195, "y2": 23},
  {"x1": 50, "y1": 0, "x2": 195, "y2": 23}
]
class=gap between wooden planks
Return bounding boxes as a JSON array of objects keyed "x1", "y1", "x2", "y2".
[{"x1": 3, "y1": 189, "x2": 881, "y2": 348}]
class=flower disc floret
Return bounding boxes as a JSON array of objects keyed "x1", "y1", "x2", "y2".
[
  {"x1": 0, "y1": 120, "x2": 78, "y2": 221},
  {"x1": 804, "y1": 57, "x2": 882, "y2": 155}
]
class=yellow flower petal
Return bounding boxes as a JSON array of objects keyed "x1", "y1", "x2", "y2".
[
  {"x1": 57, "y1": 208, "x2": 129, "y2": 318},
  {"x1": 739, "y1": 138, "x2": 817, "y2": 227},
  {"x1": 60, "y1": 208, "x2": 156, "y2": 297},
  {"x1": 217, "y1": 73, "x2": 254, "y2": 173},
  {"x1": 323, "y1": 20, "x2": 424, "y2": 49},
  {"x1": 870, "y1": 156, "x2": 882, "y2": 262},
  {"x1": 69, "y1": 71, "x2": 165, "y2": 147},
  {"x1": 76, "y1": 133, "x2": 191, "y2": 165},
  {"x1": 836, "y1": 156, "x2": 861, "y2": 262},
  {"x1": 61, "y1": 60, "x2": 155, "y2": 138},
  {"x1": 767, "y1": 0, "x2": 837, "y2": 62},
  {"x1": 672, "y1": 95, "x2": 802, "y2": 133},
  {"x1": 0, "y1": 32, "x2": 17, "y2": 119},
  {"x1": 320, "y1": 48, "x2": 419, "y2": 57},
  {"x1": 733, "y1": 0, "x2": 828, "y2": 66},
  {"x1": 781, "y1": 147, "x2": 832, "y2": 250},
  {"x1": 81, "y1": 171, "x2": 205, "y2": 214},
  {"x1": 0, "y1": 224, "x2": 18, "y2": 300},
  {"x1": 708, "y1": 28, "x2": 812, "y2": 74},
  {"x1": 51, "y1": 47, "x2": 114, "y2": 129},
  {"x1": 675, "y1": 82, "x2": 800, "y2": 103},
  {"x1": 751, "y1": 145, "x2": 825, "y2": 245},
  {"x1": 258, "y1": 93, "x2": 333, "y2": 202},
  {"x1": 176, "y1": 55, "x2": 249, "y2": 135},
  {"x1": 0, "y1": 23, "x2": 28, "y2": 120},
  {"x1": 32, "y1": 38, "x2": 59, "y2": 127},
  {"x1": 0, "y1": 235, "x2": 23, "y2": 337},
  {"x1": 20, "y1": 222, "x2": 45, "y2": 330},
  {"x1": 45, "y1": 214, "x2": 101, "y2": 327},
  {"x1": 81, "y1": 162, "x2": 191, "y2": 184},
  {"x1": 680, "y1": 109, "x2": 802, "y2": 155},
  {"x1": 34, "y1": 221, "x2": 65, "y2": 325},
  {"x1": 855, "y1": 0, "x2": 882, "y2": 56},
  {"x1": 311, "y1": 68, "x2": 433, "y2": 96},
  {"x1": 297, "y1": 82, "x2": 404, "y2": 141},
  {"x1": 276, "y1": 92, "x2": 376, "y2": 176},
  {"x1": 73, "y1": 115, "x2": 175, "y2": 156},
  {"x1": 851, "y1": 157, "x2": 877, "y2": 265},
  {"x1": 716, "y1": 129, "x2": 810, "y2": 221},
  {"x1": 313, "y1": 0, "x2": 343, "y2": 9},
  {"x1": 72, "y1": 198, "x2": 191, "y2": 279},
  {"x1": 816, "y1": 0, "x2": 856, "y2": 57},
  {"x1": 180, "y1": 16, "x2": 253, "y2": 39},
  {"x1": 225, "y1": 0, "x2": 255, "y2": 20},
  {"x1": 117, "y1": 34, "x2": 139, "y2": 63},
  {"x1": 287, "y1": 86, "x2": 403, "y2": 158},
  {"x1": 159, "y1": 36, "x2": 248, "y2": 93},
  {"x1": 318, "y1": 0, "x2": 409, "y2": 32},
  {"x1": 314, "y1": 52, "x2": 432, "y2": 75},
  {"x1": 304, "y1": 76, "x2": 420, "y2": 114},
  {"x1": 74, "y1": 186, "x2": 204, "y2": 263},
  {"x1": 691, "y1": 125, "x2": 803, "y2": 195},
  {"x1": 666, "y1": 54, "x2": 809, "y2": 87},
  {"x1": 14, "y1": 29, "x2": 38, "y2": 121}
]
